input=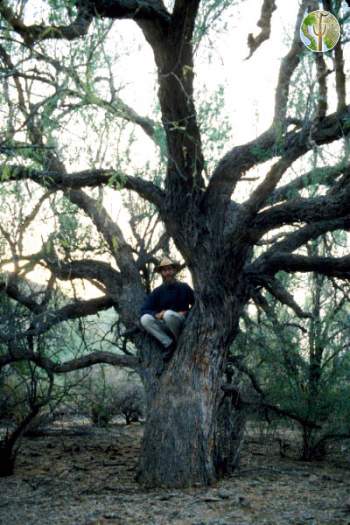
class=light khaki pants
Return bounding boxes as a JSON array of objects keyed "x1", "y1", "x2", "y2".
[{"x1": 140, "y1": 310, "x2": 185, "y2": 348}]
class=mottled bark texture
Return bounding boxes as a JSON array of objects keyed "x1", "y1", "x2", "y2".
[
  {"x1": 214, "y1": 387, "x2": 246, "y2": 477},
  {"x1": 136, "y1": 289, "x2": 248, "y2": 487}
]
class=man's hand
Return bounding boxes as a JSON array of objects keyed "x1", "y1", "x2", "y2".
[
  {"x1": 178, "y1": 310, "x2": 187, "y2": 316},
  {"x1": 155, "y1": 310, "x2": 166, "y2": 320}
]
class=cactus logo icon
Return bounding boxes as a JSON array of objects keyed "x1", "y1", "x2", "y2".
[{"x1": 300, "y1": 10, "x2": 340, "y2": 52}]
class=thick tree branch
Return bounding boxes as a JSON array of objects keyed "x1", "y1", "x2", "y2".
[
  {"x1": 246, "y1": 0, "x2": 276, "y2": 59},
  {"x1": 0, "y1": 165, "x2": 165, "y2": 209},
  {"x1": 97, "y1": 95, "x2": 156, "y2": 141},
  {"x1": 257, "y1": 252, "x2": 350, "y2": 279},
  {"x1": 267, "y1": 164, "x2": 350, "y2": 205},
  {"x1": 252, "y1": 183, "x2": 350, "y2": 234},
  {"x1": 257, "y1": 276, "x2": 311, "y2": 318},
  {"x1": 172, "y1": 0, "x2": 201, "y2": 31},
  {"x1": 243, "y1": 156, "x2": 296, "y2": 217},
  {"x1": 30, "y1": 296, "x2": 115, "y2": 335},
  {"x1": 334, "y1": 42, "x2": 347, "y2": 113},
  {"x1": 205, "y1": 104, "x2": 350, "y2": 212},
  {"x1": 137, "y1": 0, "x2": 205, "y2": 204},
  {"x1": 205, "y1": 128, "x2": 275, "y2": 210},
  {"x1": 0, "y1": 0, "x2": 171, "y2": 46},
  {"x1": 0, "y1": 43, "x2": 26, "y2": 111},
  {"x1": 91, "y1": 0, "x2": 171, "y2": 25},
  {"x1": 0, "y1": 1, "x2": 93, "y2": 45},
  {"x1": 0, "y1": 348, "x2": 137, "y2": 372},
  {"x1": 0, "y1": 273, "x2": 42, "y2": 313},
  {"x1": 51, "y1": 350, "x2": 138, "y2": 372},
  {"x1": 0, "y1": 295, "x2": 114, "y2": 343},
  {"x1": 252, "y1": 216, "x2": 350, "y2": 255},
  {"x1": 223, "y1": 155, "x2": 299, "y2": 248},
  {"x1": 315, "y1": 53, "x2": 328, "y2": 119},
  {"x1": 42, "y1": 257, "x2": 122, "y2": 292},
  {"x1": 63, "y1": 190, "x2": 145, "y2": 326},
  {"x1": 7, "y1": 81, "x2": 146, "y2": 328}
]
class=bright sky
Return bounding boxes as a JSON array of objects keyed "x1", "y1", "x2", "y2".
[
  {"x1": 99, "y1": 0, "x2": 300, "y2": 159},
  {"x1": 94, "y1": 0, "x2": 348, "y2": 196}
]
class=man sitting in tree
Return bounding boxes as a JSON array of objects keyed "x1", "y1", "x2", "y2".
[{"x1": 140, "y1": 257, "x2": 195, "y2": 361}]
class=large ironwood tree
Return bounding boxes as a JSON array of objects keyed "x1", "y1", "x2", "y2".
[{"x1": 0, "y1": 0, "x2": 350, "y2": 487}]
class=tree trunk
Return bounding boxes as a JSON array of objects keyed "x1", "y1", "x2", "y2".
[
  {"x1": 301, "y1": 426, "x2": 326, "y2": 461},
  {"x1": 214, "y1": 386, "x2": 246, "y2": 476},
  {"x1": 136, "y1": 295, "x2": 245, "y2": 488},
  {"x1": 301, "y1": 426, "x2": 313, "y2": 461},
  {"x1": 0, "y1": 444, "x2": 15, "y2": 477},
  {"x1": 0, "y1": 404, "x2": 41, "y2": 476}
]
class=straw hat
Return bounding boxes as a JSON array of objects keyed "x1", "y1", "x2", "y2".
[{"x1": 155, "y1": 256, "x2": 182, "y2": 273}]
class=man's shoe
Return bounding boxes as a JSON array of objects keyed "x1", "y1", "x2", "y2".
[{"x1": 163, "y1": 341, "x2": 176, "y2": 362}]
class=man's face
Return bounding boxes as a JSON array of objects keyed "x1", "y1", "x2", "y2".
[{"x1": 160, "y1": 265, "x2": 176, "y2": 282}]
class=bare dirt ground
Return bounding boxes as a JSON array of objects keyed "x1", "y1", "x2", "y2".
[{"x1": 1, "y1": 419, "x2": 350, "y2": 525}]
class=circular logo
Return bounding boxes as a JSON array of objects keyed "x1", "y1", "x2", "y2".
[{"x1": 300, "y1": 10, "x2": 341, "y2": 52}]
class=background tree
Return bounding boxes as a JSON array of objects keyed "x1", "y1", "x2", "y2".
[
  {"x1": 0, "y1": 268, "x2": 136, "y2": 476},
  {"x1": 0, "y1": 0, "x2": 349, "y2": 488},
  {"x1": 233, "y1": 241, "x2": 350, "y2": 461}
]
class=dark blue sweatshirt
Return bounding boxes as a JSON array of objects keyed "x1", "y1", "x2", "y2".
[{"x1": 140, "y1": 280, "x2": 195, "y2": 317}]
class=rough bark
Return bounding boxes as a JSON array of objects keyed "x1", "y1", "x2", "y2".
[
  {"x1": 136, "y1": 280, "x2": 248, "y2": 487},
  {"x1": 214, "y1": 386, "x2": 246, "y2": 476}
]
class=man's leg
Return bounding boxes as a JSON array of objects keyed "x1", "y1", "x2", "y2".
[
  {"x1": 162, "y1": 310, "x2": 185, "y2": 341},
  {"x1": 140, "y1": 314, "x2": 173, "y2": 348}
]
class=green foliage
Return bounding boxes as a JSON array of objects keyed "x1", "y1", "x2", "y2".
[
  {"x1": 249, "y1": 144, "x2": 273, "y2": 163},
  {"x1": 197, "y1": 85, "x2": 232, "y2": 173},
  {"x1": 90, "y1": 401, "x2": 113, "y2": 427},
  {"x1": 72, "y1": 366, "x2": 145, "y2": 427},
  {"x1": 287, "y1": 51, "x2": 318, "y2": 122},
  {"x1": 234, "y1": 269, "x2": 350, "y2": 460},
  {"x1": 108, "y1": 170, "x2": 128, "y2": 191},
  {"x1": 1, "y1": 164, "x2": 12, "y2": 182},
  {"x1": 193, "y1": 0, "x2": 236, "y2": 49},
  {"x1": 50, "y1": 195, "x2": 96, "y2": 256}
]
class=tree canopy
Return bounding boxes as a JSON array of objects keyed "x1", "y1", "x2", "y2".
[{"x1": 0, "y1": 0, "x2": 350, "y2": 487}]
